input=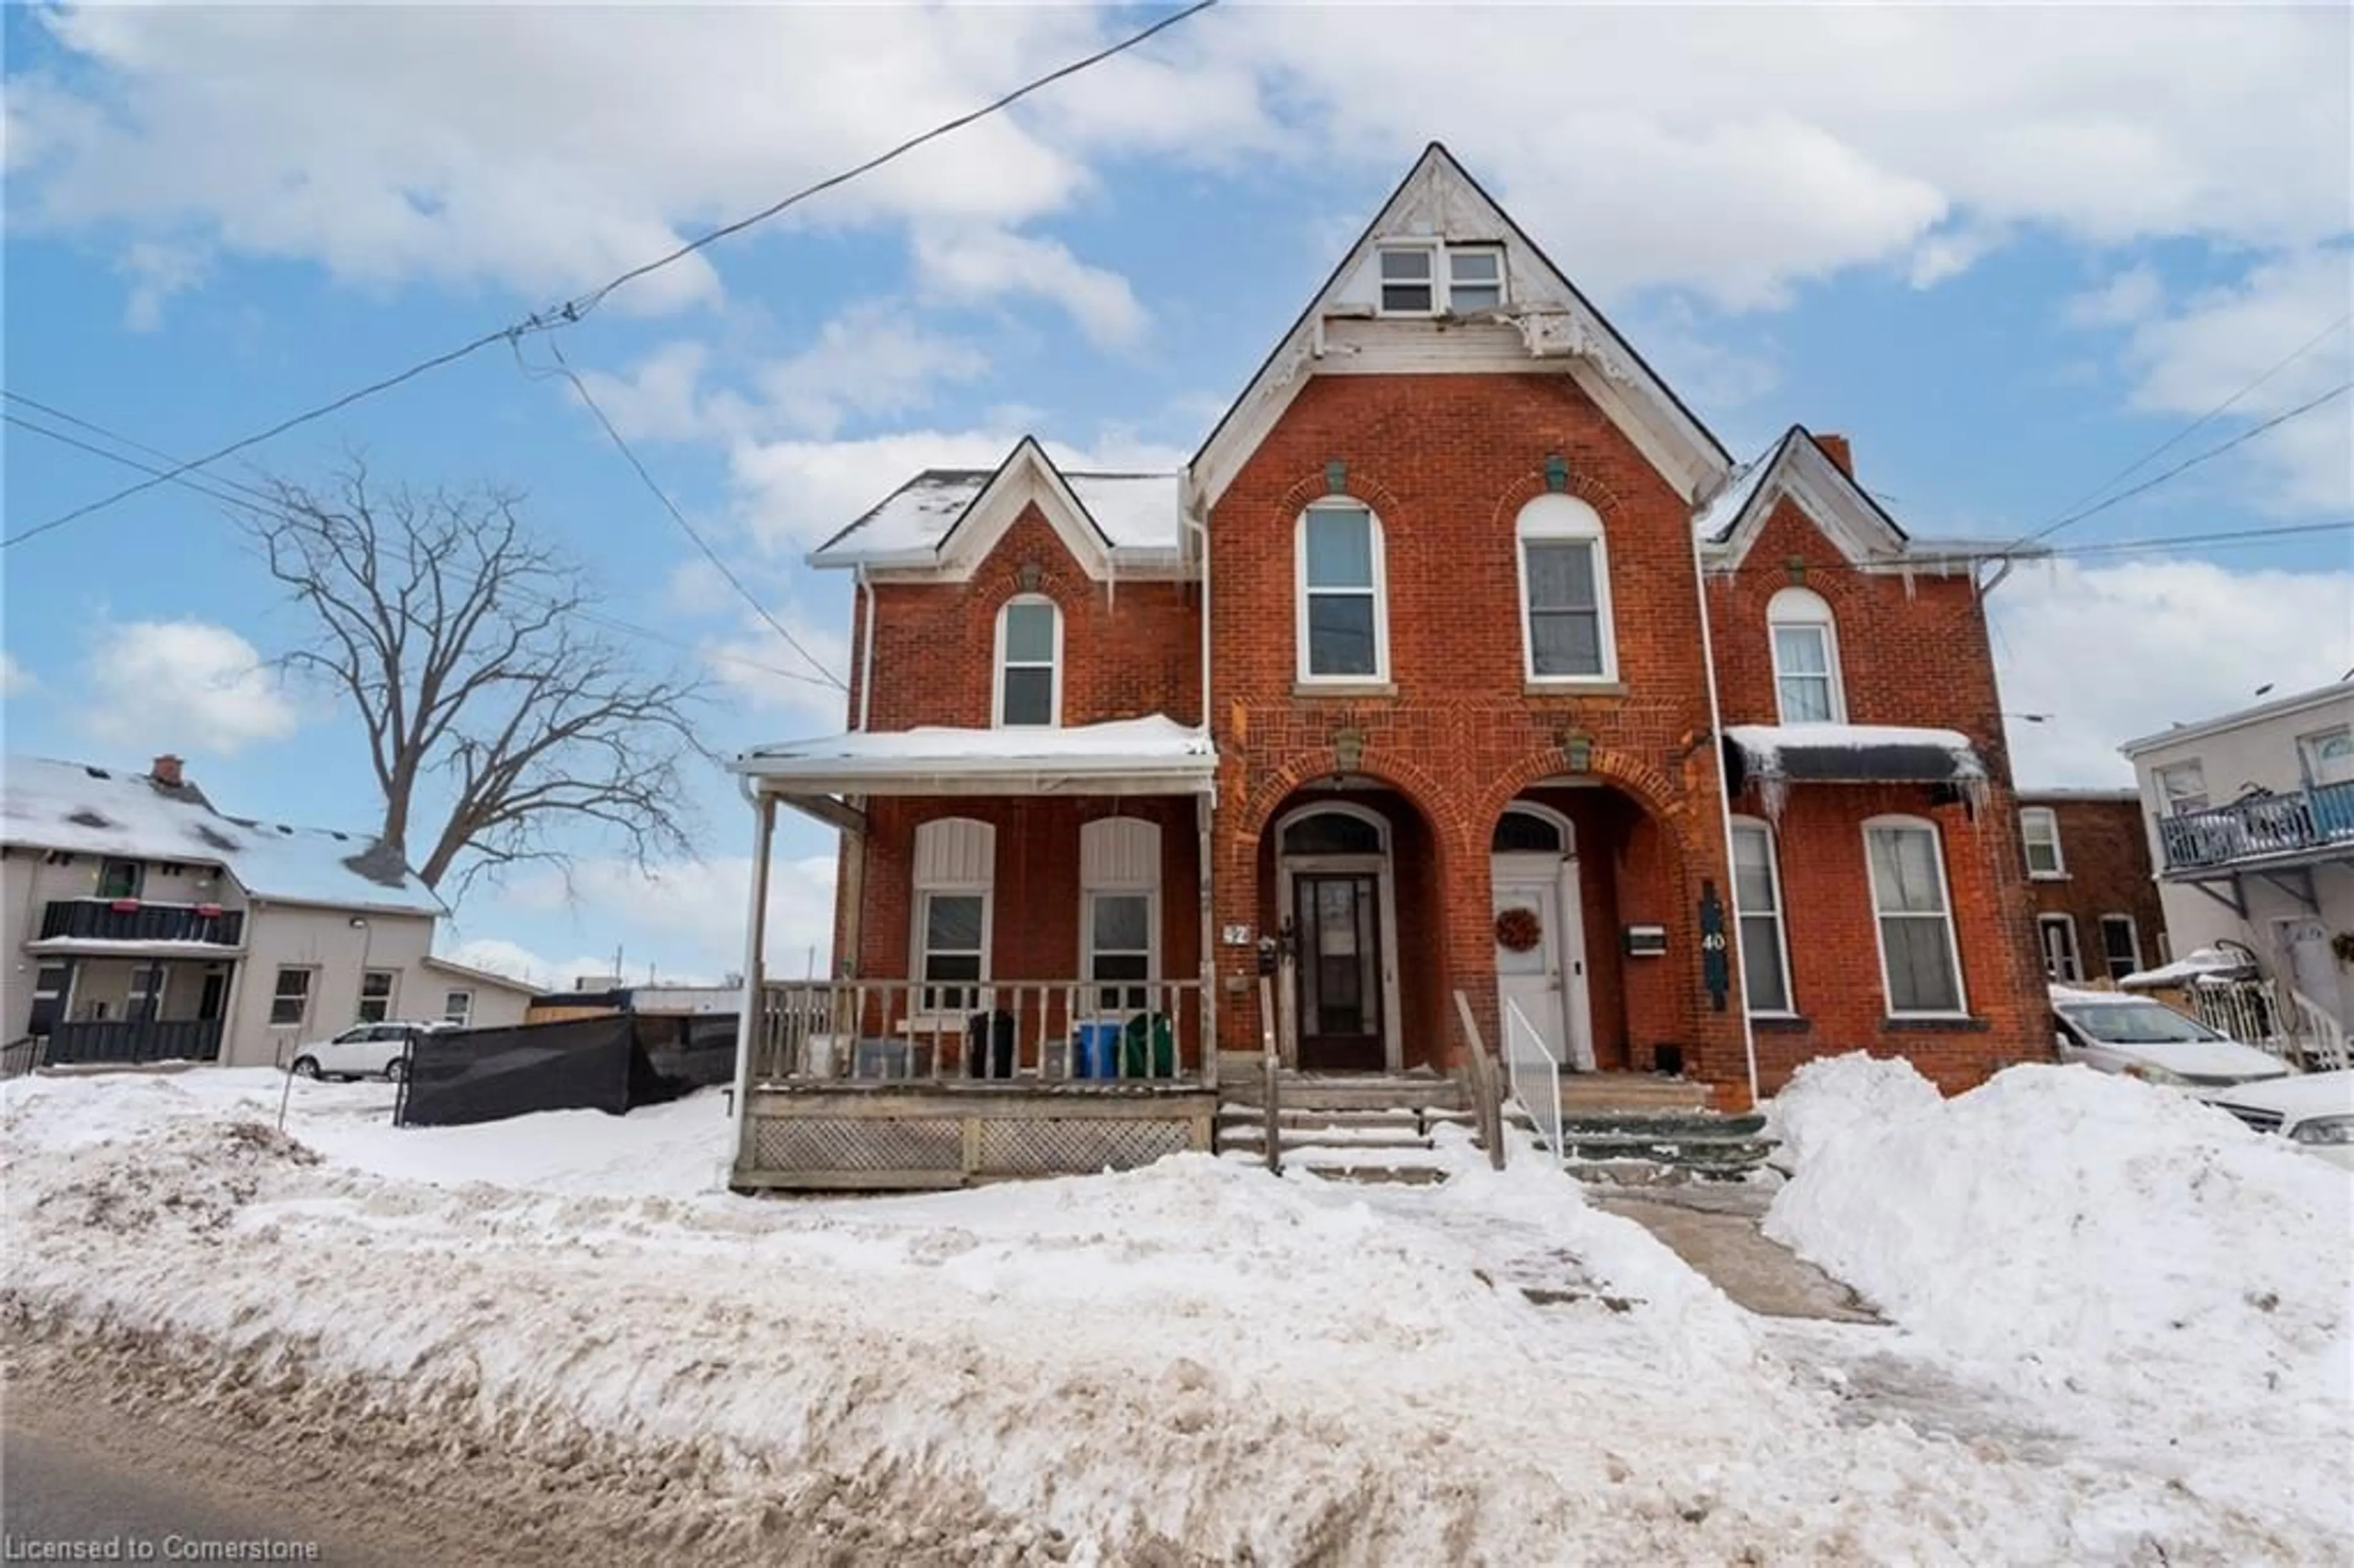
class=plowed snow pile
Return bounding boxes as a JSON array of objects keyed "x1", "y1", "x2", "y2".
[
  {"x1": 6, "y1": 1068, "x2": 2350, "y2": 1564},
  {"x1": 1768, "y1": 1056, "x2": 2353, "y2": 1553}
]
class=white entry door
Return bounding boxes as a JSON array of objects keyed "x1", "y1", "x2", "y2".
[
  {"x1": 2278, "y1": 917, "x2": 2345, "y2": 1024},
  {"x1": 1493, "y1": 854, "x2": 1594, "y2": 1071}
]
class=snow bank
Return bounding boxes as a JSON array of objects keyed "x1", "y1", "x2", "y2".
[
  {"x1": 1767, "y1": 1062, "x2": 2353, "y2": 1549},
  {"x1": 7, "y1": 1068, "x2": 2344, "y2": 1564},
  {"x1": 1765, "y1": 1051, "x2": 1941, "y2": 1173}
]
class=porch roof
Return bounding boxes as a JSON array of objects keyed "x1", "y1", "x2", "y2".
[
  {"x1": 23, "y1": 935, "x2": 247, "y2": 959},
  {"x1": 1722, "y1": 723, "x2": 1988, "y2": 797},
  {"x1": 735, "y1": 716, "x2": 1217, "y2": 799}
]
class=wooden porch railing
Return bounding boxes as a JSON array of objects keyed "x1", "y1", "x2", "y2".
[{"x1": 747, "y1": 978, "x2": 1209, "y2": 1087}]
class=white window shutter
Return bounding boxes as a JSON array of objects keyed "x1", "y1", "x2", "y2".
[
  {"x1": 1080, "y1": 817, "x2": 1159, "y2": 888},
  {"x1": 913, "y1": 818, "x2": 996, "y2": 888}
]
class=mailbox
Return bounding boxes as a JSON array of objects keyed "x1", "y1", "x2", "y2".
[
  {"x1": 1622, "y1": 923, "x2": 1668, "y2": 957},
  {"x1": 1256, "y1": 936, "x2": 1281, "y2": 976}
]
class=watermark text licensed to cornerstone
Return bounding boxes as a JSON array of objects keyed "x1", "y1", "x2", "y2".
[{"x1": 3, "y1": 1536, "x2": 322, "y2": 1562}]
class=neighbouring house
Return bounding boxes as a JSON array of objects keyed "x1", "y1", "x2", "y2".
[
  {"x1": 1, "y1": 753, "x2": 538, "y2": 1067},
  {"x1": 2120, "y1": 680, "x2": 2354, "y2": 1041},
  {"x1": 722, "y1": 145, "x2": 2056, "y2": 1190},
  {"x1": 2014, "y1": 789, "x2": 2171, "y2": 986}
]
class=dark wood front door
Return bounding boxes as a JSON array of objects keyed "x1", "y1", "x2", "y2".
[{"x1": 1295, "y1": 873, "x2": 1383, "y2": 1070}]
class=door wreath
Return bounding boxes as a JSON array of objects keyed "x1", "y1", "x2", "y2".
[{"x1": 1494, "y1": 907, "x2": 1543, "y2": 953}]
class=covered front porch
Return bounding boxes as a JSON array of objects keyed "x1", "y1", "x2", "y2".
[
  {"x1": 726, "y1": 718, "x2": 1222, "y2": 1190},
  {"x1": 23, "y1": 950, "x2": 238, "y2": 1066}
]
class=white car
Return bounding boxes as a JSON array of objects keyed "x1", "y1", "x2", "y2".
[
  {"x1": 2206, "y1": 1070, "x2": 2354, "y2": 1170},
  {"x1": 288, "y1": 1021, "x2": 450, "y2": 1083},
  {"x1": 2051, "y1": 989, "x2": 2293, "y2": 1096}
]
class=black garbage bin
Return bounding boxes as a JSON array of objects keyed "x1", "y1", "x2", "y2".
[{"x1": 966, "y1": 1010, "x2": 1016, "y2": 1079}]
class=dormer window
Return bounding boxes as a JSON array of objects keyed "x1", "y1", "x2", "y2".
[
  {"x1": 994, "y1": 596, "x2": 1061, "y2": 727},
  {"x1": 1376, "y1": 242, "x2": 1506, "y2": 316}
]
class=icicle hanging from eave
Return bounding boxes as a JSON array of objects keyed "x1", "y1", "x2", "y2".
[{"x1": 1756, "y1": 772, "x2": 1789, "y2": 825}]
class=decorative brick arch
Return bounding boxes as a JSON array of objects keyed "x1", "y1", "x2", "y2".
[
  {"x1": 1270, "y1": 466, "x2": 1407, "y2": 530},
  {"x1": 1484, "y1": 461, "x2": 1629, "y2": 534},
  {"x1": 1233, "y1": 748, "x2": 1468, "y2": 856},
  {"x1": 1475, "y1": 743, "x2": 1691, "y2": 837}
]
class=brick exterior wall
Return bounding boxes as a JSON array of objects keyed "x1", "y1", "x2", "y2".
[
  {"x1": 2017, "y1": 794, "x2": 2169, "y2": 986},
  {"x1": 823, "y1": 379, "x2": 2055, "y2": 1102}
]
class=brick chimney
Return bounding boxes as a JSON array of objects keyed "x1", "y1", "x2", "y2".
[
  {"x1": 1815, "y1": 432, "x2": 1855, "y2": 478},
  {"x1": 151, "y1": 754, "x2": 185, "y2": 788}
]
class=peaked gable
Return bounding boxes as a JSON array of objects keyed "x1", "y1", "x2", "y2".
[
  {"x1": 1189, "y1": 143, "x2": 1731, "y2": 511},
  {"x1": 1697, "y1": 426, "x2": 1910, "y2": 569}
]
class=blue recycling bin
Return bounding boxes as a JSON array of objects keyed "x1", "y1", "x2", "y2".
[{"x1": 1072, "y1": 1022, "x2": 1122, "y2": 1080}]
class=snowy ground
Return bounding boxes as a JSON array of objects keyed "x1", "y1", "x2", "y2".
[{"x1": 6, "y1": 1064, "x2": 2349, "y2": 1565}]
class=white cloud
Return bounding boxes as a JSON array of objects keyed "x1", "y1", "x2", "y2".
[
  {"x1": 703, "y1": 607, "x2": 853, "y2": 731},
  {"x1": 18, "y1": 7, "x2": 2342, "y2": 318},
  {"x1": 116, "y1": 238, "x2": 207, "y2": 330},
  {"x1": 80, "y1": 620, "x2": 300, "y2": 755},
  {"x1": 731, "y1": 425, "x2": 1192, "y2": 554},
  {"x1": 2066, "y1": 265, "x2": 2165, "y2": 329},
  {"x1": 570, "y1": 341, "x2": 720, "y2": 444},
  {"x1": 0, "y1": 652, "x2": 33, "y2": 697},
  {"x1": 455, "y1": 852, "x2": 839, "y2": 987},
  {"x1": 756, "y1": 302, "x2": 991, "y2": 437},
  {"x1": 1994, "y1": 557, "x2": 2354, "y2": 787},
  {"x1": 2101, "y1": 249, "x2": 2354, "y2": 515},
  {"x1": 912, "y1": 227, "x2": 1148, "y2": 348}
]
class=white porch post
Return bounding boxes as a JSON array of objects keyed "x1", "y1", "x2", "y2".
[
  {"x1": 729, "y1": 788, "x2": 778, "y2": 1176},
  {"x1": 1197, "y1": 789, "x2": 1217, "y2": 1090}
]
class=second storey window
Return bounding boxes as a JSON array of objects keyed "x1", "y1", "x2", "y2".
[
  {"x1": 1767, "y1": 587, "x2": 1843, "y2": 724},
  {"x1": 1864, "y1": 817, "x2": 1967, "y2": 1018},
  {"x1": 1517, "y1": 495, "x2": 1615, "y2": 682},
  {"x1": 995, "y1": 596, "x2": 1061, "y2": 727},
  {"x1": 2021, "y1": 807, "x2": 2065, "y2": 878},
  {"x1": 2299, "y1": 725, "x2": 2354, "y2": 786},
  {"x1": 98, "y1": 858, "x2": 143, "y2": 900},
  {"x1": 2155, "y1": 760, "x2": 2209, "y2": 816},
  {"x1": 1297, "y1": 503, "x2": 1387, "y2": 681}
]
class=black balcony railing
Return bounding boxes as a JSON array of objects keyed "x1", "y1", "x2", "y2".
[
  {"x1": 43, "y1": 1017, "x2": 226, "y2": 1066},
  {"x1": 38, "y1": 898, "x2": 245, "y2": 946},
  {"x1": 2157, "y1": 780, "x2": 2354, "y2": 873}
]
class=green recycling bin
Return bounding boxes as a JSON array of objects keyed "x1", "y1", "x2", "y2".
[{"x1": 1121, "y1": 1012, "x2": 1176, "y2": 1079}]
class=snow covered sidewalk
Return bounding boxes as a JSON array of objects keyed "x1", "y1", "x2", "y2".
[{"x1": 6, "y1": 1068, "x2": 2348, "y2": 1564}]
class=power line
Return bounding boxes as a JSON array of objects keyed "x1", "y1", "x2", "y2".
[
  {"x1": 2019, "y1": 311, "x2": 2352, "y2": 547},
  {"x1": 1, "y1": 401, "x2": 841, "y2": 691},
  {"x1": 520, "y1": 335, "x2": 848, "y2": 690},
  {"x1": 0, "y1": 1, "x2": 1221, "y2": 551}
]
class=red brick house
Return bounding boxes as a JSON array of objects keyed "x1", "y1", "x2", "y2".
[
  {"x1": 2015, "y1": 789, "x2": 2171, "y2": 986},
  {"x1": 727, "y1": 146, "x2": 2052, "y2": 1182}
]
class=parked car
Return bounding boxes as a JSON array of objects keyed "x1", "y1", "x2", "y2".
[
  {"x1": 288, "y1": 1021, "x2": 452, "y2": 1083},
  {"x1": 2051, "y1": 988, "x2": 2293, "y2": 1095},
  {"x1": 2206, "y1": 1070, "x2": 2354, "y2": 1170}
]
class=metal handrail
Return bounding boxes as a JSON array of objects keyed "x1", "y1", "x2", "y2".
[
  {"x1": 1452, "y1": 990, "x2": 1507, "y2": 1170},
  {"x1": 1257, "y1": 975, "x2": 1282, "y2": 1173},
  {"x1": 1501, "y1": 998, "x2": 1564, "y2": 1168},
  {"x1": 2157, "y1": 781, "x2": 2354, "y2": 872}
]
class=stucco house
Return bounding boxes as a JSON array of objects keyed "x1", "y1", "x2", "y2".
[
  {"x1": 720, "y1": 145, "x2": 2055, "y2": 1190},
  {"x1": 2, "y1": 753, "x2": 536, "y2": 1067},
  {"x1": 2120, "y1": 680, "x2": 2354, "y2": 1043}
]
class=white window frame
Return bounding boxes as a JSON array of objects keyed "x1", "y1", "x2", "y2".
[
  {"x1": 1516, "y1": 495, "x2": 1618, "y2": 685},
  {"x1": 357, "y1": 967, "x2": 398, "y2": 1024},
  {"x1": 912, "y1": 818, "x2": 996, "y2": 1024},
  {"x1": 1295, "y1": 500, "x2": 1390, "y2": 685},
  {"x1": 269, "y1": 965, "x2": 315, "y2": 1029},
  {"x1": 992, "y1": 595, "x2": 1062, "y2": 729},
  {"x1": 442, "y1": 989, "x2": 474, "y2": 1026},
  {"x1": 2038, "y1": 913, "x2": 2082, "y2": 983},
  {"x1": 1729, "y1": 815, "x2": 1796, "y2": 1018},
  {"x1": 2154, "y1": 760, "x2": 2209, "y2": 817},
  {"x1": 2019, "y1": 806, "x2": 2066, "y2": 879},
  {"x1": 1862, "y1": 815, "x2": 1970, "y2": 1019},
  {"x1": 1373, "y1": 240, "x2": 1507, "y2": 316},
  {"x1": 1079, "y1": 817, "x2": 1161, "y2": 1015},
  {"x1": 2298, "y1": 725, "x2": 2354, "y2": 786},
  {"x1": 2098, "y1": 914, "x2": 2142, "y2": 983},
  {"x1": 1766, "y1": 587, "x2": 1845, "y2": 725}
]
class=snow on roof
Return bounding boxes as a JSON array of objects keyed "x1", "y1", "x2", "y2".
[
  {"x1": 1691, "y1": 433, "x2": 1790, "y2": 542},
  {"x1": 737, "y1": 716, "x2": 1215, "y2": 788},
  {"x1": 1, "y1": 755, "x2": 442, "y2": 916},
  {"x1": 1723, "y1": 724, "x2": 1986, "y2": 773},
  {"x1": 2117, "y1": 946, "x2": 2260, "y2": 990},
  {"x1": 811, "y1": 469, "x2": 1183, "y2": 564}
]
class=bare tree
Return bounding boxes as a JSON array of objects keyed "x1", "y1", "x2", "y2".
[{"x1": 249, "y1": 458, "x2": 709, "y2": 897}]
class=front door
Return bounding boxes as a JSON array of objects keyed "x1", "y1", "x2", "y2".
[
  {"x1": 1295, "y1": 873, "x2": 1384, "y2": 1070},
  {"x1": 2278, "y1": 917, "x2": 2345, "y2": 1024},
  {"x1": 1492, "y1": 859, "x2": 1593, "y2": 1072}
]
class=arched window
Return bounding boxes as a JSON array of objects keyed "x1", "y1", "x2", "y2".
[
  {"x1": 1491, "y1": 807, "x2": 1567, "y2": 855},
  {"x1": 1862, "y1": 815, "x2": 1966, "y2": 1018},
  {"x1": 1729, "y1": 815, "x2": 1794, "y2": 1016},
  {"x1": 1517, "y1": 495, "x2": 1616, "y2": 682},
  {"x1": 913, "y1": 818, "x2": 994, "y2": 1016},
  {"x1": 1295, "y1": 500, "x2": 1389, "y2": 682},
  {"x1": 994, "y1": 596, "x2": 1061, "y2": 728},
  {"x1": 1280, "y1": 809, "x2": 1385, "y2": 856},
  {"x1": 1767, "y1": 587, "x2": 1843, "y2": 724}
]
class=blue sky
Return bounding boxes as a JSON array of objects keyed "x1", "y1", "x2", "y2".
[{"x1": 5, "y1": 4, "x2": 2350, "y2": 984}]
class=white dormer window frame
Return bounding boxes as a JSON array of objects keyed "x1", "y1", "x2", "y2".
[
  {"x1": 993, "y1": 595, "x2": 1062, "y2": 728},
  {"x1": 1376, "y1": 240, "x2": 1506, "y2": 317},
  {"x1": 1767, "y1": 586, "x2": 1846, "y2": 725}
]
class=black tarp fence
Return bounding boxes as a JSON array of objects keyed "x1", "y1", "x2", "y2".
[{"x1": 395, "y1": 1011, "x2": 737, "y2": 1127}]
